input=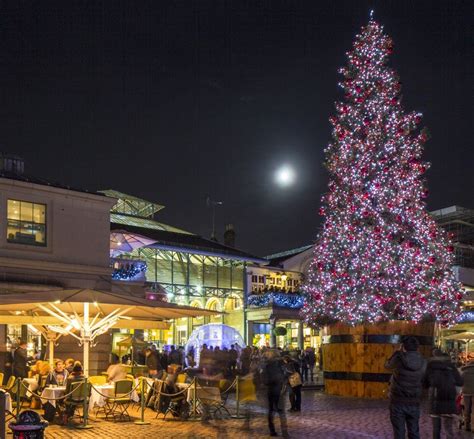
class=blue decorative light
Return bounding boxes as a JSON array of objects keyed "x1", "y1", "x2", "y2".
[
  {"x1": 112, "y1": 262, "x2": 147, "y2": 281},
  {"x1": 248, "y1": 292, "x2": 305, "y2": 309},
  {"x1": 458, "y1": 311, "x2": 474, "y2": 323}
]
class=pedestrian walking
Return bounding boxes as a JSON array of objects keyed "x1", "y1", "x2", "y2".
[
  {"x1": 461, "y1": 358, "x2": 474, "y2": 431},
  {"x1": 423, "y1": 348, "x2": 463, "y2": 439},
  {"x1": 306, "y1": 347, "x2": 316, "y2": 382},
  {"x1": 262, "y1": 349, "x2": 289, "y2": 438},
  {"x1": 385, "y1": 336, "x2": 426, "y2": 439},
  {"x1": 284, "y1": 355, "x2": 302, "y2": 412}
]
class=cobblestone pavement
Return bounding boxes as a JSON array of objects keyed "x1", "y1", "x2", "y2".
[{"x1": 11, "y1": 390, "x2": 474, "y2": 439}]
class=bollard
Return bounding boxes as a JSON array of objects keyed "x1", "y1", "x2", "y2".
[
  {"x1": 76, "y1": 378, "x2": 92, "y2": 429},
  {"x1": 192, "y1": 378, "x2": 197, "y2": 418},
  {"x1": 134, "y1": 378, "x2": 150, "y2": 425},
  {"x1": 231, "y1": 376, "x2": 245, "y2": 419},
  {"x1": 0, "y1": 390, "x2": 6, "y2": 439},
  {"x1": 15, "y1": 379, "x2": 21, "y2": 422}
]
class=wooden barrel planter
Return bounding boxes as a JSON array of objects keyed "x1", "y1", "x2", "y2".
[{"x1": 322, "y1": 321, "x2": 434, "y2": 399}]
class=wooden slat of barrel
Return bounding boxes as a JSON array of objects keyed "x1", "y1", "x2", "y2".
[{"x1": 323, "y1": 321, "x2": 434, "y2": 399}]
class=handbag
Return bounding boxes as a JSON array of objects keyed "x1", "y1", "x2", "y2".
[{"x1": 288, "y1": 372, "x2": 302, "y2": 388}]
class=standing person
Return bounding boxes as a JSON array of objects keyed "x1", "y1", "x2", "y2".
[
  {"x1": 229, "y1": 344, "x2": 238, "y2": 373},
  {"x1": 262, "y1": 350, "x2": 288, "y2": 438},
  {"x1": 384, "y1": 336, "x2": 426, "y2": 439},
  {"x1": 423, "y1": 348, "x2": 463, "y2": 439},
  {"x1": 284, "y1": 355, "x2": 302, "y2": 412},
  {"x1": 306, "y1": 348, "x2": 316, "y2": 382},
  {"x1": 299, "y1": 350, "x2": 309, "y2": 383},
  {"x1": 461, "y1": 358, "x2": 474, "y2": 431},
  {"x1": 13, "y1": 340, "x2": 29, "y2": 378},
  {"x1": 145, "y1": 347, "x2": 162, "y2": 378}
]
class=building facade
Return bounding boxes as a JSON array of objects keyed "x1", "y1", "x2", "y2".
[{"x1": 102, "y1": 190, "x2": 264, "y2": 347}]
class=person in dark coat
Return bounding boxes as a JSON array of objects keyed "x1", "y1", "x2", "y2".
[
  {"x1": 385, "y1": 336, "x2": 426, "y2": 439},
  {"x1": 13, "y1": 340, "x2": 29, "y2": 379},
  {"x1": 262, "y1": 349, "x2": 289, "y2": 438},
  {"x1": 284, "y1": 355, "x2": 302, "y2": 412},
  {"x1": 461, "y1": 360, "x2": 474, "y2": 431},
  {"x1": 461, "y1": 359, "x2": 474, "y2": 431},
  {"x1": 145, "y1": 348, "x2": 162, "y2": 378},
  {"x1": 423, "y1": 348, "x2": 463, "y2": 439}
]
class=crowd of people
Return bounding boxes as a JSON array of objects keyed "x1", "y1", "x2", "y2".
[{"x1": 385, "y1": 336, "x2": 473, "y2": 439}]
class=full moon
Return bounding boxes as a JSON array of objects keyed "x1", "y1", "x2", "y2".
[{"x1": 275, "y1": 165, "x2": 296, "y2": 187}]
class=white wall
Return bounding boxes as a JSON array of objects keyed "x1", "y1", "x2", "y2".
[{"x1": 0, "y1": 178, "x2": 115, "y2": 278}]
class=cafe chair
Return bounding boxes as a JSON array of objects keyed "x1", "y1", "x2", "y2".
[
  {"x1": 89, "y1": 375, "x2": 107, "y2": 385},
  {"x1": 105, "y1": 379, "x2": 133, "y2": 422},
  {"x1": 64, "y1": 381, "x2": 92, "y2": 423}
]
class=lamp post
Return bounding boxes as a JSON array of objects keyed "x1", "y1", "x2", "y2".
[{"x1": 269, "y1": 314, "x2": 277, "y2": 348}]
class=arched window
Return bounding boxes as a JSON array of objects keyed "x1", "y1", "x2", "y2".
[{"x1": 224, "y1": 295, "x2": 242, "y2": 312}]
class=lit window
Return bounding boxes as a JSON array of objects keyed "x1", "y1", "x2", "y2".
[
  {"x1": 276, "y1": 278, "x2": 281, "y2": 285},
  {"x1": 7, "y1": 200, "x2": 47, "y2": 246}
]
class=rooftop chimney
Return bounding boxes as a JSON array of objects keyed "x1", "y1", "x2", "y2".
[
  {"x1": 0, "y1": 153, "x2": 24, "y2": 175},
  {"x1": 224, "y1": 224, "x2": 236, "y2": 248}
]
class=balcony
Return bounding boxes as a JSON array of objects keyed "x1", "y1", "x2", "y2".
[
  {"x1": 111, "y1": 257, "x2": 147, "y2": 282},
  {"x1": 247, "y1": 291, "x2": 305, "y2": 309}
]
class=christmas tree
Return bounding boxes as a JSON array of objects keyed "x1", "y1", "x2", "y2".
[{"x1": 302, "y1": 16, "x2": 463, "y2": 328}]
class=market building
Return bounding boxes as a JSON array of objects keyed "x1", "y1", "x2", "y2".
[
  {"x1": 101, "y1": 190, "x2": 265, "y2": 347},
  {"x1": 245, "y1": 245, "x2": 318, "y2": 349}
]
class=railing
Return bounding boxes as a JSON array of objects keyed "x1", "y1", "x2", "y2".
[
  {"x1": 247, "y1": 291, "x2": 305, "y2": 309},
  {"x1": 110, "y1": 257, "x2": 147, "y2": 281}
]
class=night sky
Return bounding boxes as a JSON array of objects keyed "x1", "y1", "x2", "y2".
[{"x1": 1, "y1": 1, "x2": 472, "y2": 256}]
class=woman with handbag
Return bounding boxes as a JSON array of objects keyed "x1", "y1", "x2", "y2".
[{"x1": 283, "y1": 355, "x2": 302, "y2": 412}]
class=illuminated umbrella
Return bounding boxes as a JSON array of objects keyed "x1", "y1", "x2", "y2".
[
  {"x1": 444, "y1": 331, "x2": 474, "y2": 357},
  {"x1": 110, "y1": 230, "x2": 157, "y2": 256}
]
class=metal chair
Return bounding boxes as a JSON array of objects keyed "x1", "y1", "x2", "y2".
[
  {"x1": 64, "y1": 380, "x2": 91, "y2": 423},
  {"x1": 105, "y1": 379, "x2": 133, "y2": 422},
  {"x1": 89, "y1": 375, "x2": 107, "y2": 385}
]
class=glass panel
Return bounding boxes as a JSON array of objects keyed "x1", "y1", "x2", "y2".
[
  {"x1": 20, "y1": 201, "x2": 33, "y2": 222},
  {"x1": 188, "y1": 255, "x2": 204, "y2": 286},
  {"x1": 172, "y1": 252, "x2": 187, "y2": 285},
  {"x1": 155, "y1": 250, "x2": 173, "y2": 284},
  {"x1": 203, "y1": 256, "x2": 217, "y2": 287},
  {"x1": 219, "y1": 259, "x2": 232, "y2": 289},
  {"x1": 33, "y1": 204, "x2": 46, "y2": 224},
  {"x1": 232, "y1": 262, "x2": 244, "y2": 289},
  {"x1": 7, "y1": 200, "x2": 20, "y2": 220}
]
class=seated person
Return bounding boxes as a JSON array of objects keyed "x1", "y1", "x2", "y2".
[
  {"x1": 46, "y1": 360, "x2": 68, "y2": 386},
  {"x1": 106, "y1": 357, "x2": 127, "y2": 383},
  {"x1": 64, "y1": 358, "x2": 75, "y2": 374},
  {"x1": 63, "y1": 363, "x2": 85, "y2": 423}
]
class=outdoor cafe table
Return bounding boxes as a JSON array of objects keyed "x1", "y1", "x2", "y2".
[
  {"x1": 89, "y1": 383, "x2": 139, "y2": 414},
  {"x1": 40, "y1": 386, "x2": 66, "y2": 408},
  {"x1": 3, "y1": 392, "x2": 12, "y2": 413},
  {"x1": 175, "y1": 382, "x2": 221, "y2": 404}
]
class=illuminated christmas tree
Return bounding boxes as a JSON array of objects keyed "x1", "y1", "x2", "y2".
[{"x1": 302, "y1": 16, "x2": 463, "y2": 327}]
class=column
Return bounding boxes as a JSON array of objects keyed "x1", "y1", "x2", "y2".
[
  {"x1": 297, "y1": 321, "x2": 304, "y2": 350},
  {"x1": 269, "y1": 317, "x2": 277, "y2": 348}
]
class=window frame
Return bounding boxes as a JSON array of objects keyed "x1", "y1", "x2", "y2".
[{"x1": 6, "y1": 199, "x2": 47, "y2": 247}]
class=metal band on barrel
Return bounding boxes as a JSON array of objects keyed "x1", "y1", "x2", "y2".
[
  {"x1": 321, "y1": 335, "x2": 433, "y2": 345},
  {"x1": 323, "y1": 371, "x2": 392, "y2": 382}
]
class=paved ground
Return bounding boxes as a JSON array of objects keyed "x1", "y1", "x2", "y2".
[{"x1": 8, "y1": 389, "x2": 474, "y2": 438}]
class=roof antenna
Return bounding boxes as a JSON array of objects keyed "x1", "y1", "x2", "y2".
[{"x1": 206, "y1": 196, "x2": 223, "y2": 241}]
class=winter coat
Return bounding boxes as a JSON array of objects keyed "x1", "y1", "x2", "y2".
[
  {"x1": 385, "y1": 350, "x2": 426, "y2": 405},
  {"x1": 13, "y1": 347, "x2": 29, "y2": 378},
  {"x1": 423, "y1": 356, "x2": 463, "y2": 415},
  {"x1": 462, "y1": 362, "x2": 474, "y2": 395},
  {"x1": 263, "y1": 358, "x2": 286, "y2": 395}
]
